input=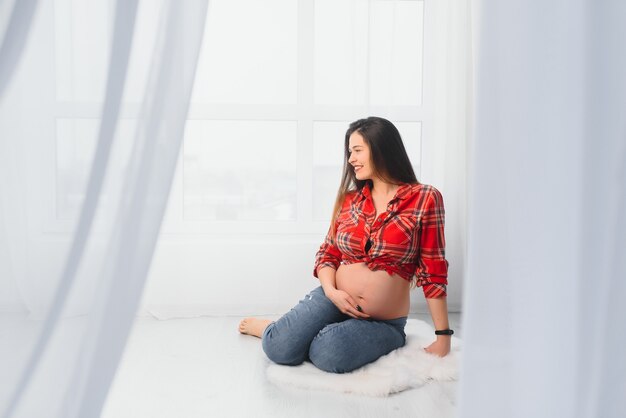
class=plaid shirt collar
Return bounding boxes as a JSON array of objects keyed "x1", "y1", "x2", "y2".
[{"x1": 357, "y1": 182, "x2": 414, "y2": 202}]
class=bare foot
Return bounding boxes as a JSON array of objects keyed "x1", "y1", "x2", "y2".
[{"x1": 238, "y1": 318, "x2": 273, "y2": 338}]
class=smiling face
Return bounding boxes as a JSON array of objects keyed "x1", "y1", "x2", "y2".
[{"x1": 348, "y1": 131, "x2": 375, "y2": 180}]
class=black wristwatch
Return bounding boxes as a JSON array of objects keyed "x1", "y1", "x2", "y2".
[{"x1": 435, "y1": 329, "x2": 454, "y2": 336}]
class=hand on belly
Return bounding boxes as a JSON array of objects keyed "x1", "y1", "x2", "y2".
[{"x1": 335, "y1": 263, "x2": 410, "y2": 320}]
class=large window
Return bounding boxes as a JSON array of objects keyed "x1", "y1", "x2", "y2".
[{"x1": 51, "y1": 0, "x2": 431, "y2": 235}]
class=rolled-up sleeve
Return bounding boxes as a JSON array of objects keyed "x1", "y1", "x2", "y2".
[
  {"x1": 415, "y1": 187, "x2": 449, "y2": 298},
  {"x1": 313, "y1": 220, "x2": 343, "y2": 278}
]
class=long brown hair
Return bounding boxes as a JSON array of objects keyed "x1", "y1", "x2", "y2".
[{"x1": 329, "y1": 117, "x2": 419, "y2": 241}]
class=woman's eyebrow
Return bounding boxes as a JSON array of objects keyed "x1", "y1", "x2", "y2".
[{"x1": 348, "y1": 145, "x2": 363, "y2": 150}]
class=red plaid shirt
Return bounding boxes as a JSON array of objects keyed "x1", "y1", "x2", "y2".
[{"x1": 313, "y1": 182, "x2": 448, "y2": 298}]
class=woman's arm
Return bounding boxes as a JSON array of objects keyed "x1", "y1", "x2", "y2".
[
  {"x1": 317, "y1": 266, "x2": 338, "y2": 295},
  {"x1": 424, "y1": 296, "x2": 451, "y2": 357},
  {"x1": 414, "y1": 187, "x2": 449, "y2": 298}
]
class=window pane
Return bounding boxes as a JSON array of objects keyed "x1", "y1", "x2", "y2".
[
  {"x1": 55, "y1": 0, "x2": 165, "y2": 103},
  {"x1": 312, "y1": 120, "x2": 422, "y2": 221},
  {"x1": 124, "y1": 0, "x2": 165, "y2": 102},
  {"x1": 314, "y1": 1, "x2": 368, "y2": 105},
  {"x1": 191, "y1": 0, "x2": 298, "y2": 104},
  {"x1": 183, "y1": 120, "x2": 297, "y2": 221},
  {"x1": 315, "y1": 0, "x2": 423, "y2": 105},
  {"x1": 313, "y1": 122, "x2": 346, "y2": 221},
  {"x1": 56, "y1": 118, "x2": 134, "y2": 220},
  {"x1": 370, "y1": 1, "x2": 424, "y2": 105},
  {"x1": 55, "y1": 0, "x2": 111, "y2": 102}
]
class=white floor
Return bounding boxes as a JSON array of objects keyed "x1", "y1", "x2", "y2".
[{"x1": 101, "y1": 312, "x2": 462, "y2": 418}]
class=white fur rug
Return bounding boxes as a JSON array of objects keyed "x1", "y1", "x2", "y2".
[{"x1": 265, "y1": 318, "x2": 461, "y2": 398}]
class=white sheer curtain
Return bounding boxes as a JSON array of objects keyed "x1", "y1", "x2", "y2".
[
  {"x1": 421, "y1": 0, "x2": 472, "y2": 313},
  {"x1": 0, "y1": 1, "x2": 208, "y2": 417},
  {"x1": 459, "y1": 2, "x2": 626, "y2": 418}
]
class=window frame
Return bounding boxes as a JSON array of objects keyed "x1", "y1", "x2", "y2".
[{"x1": 43, "y1": 0, "x2": 438, "y2": 237}]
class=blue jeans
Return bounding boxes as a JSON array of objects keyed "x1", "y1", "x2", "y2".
[{"x1": 262, "y1": 286, "x2": 407, "y2": 374}]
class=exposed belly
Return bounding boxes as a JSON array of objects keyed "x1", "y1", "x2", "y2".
[{"x1": 335, "y1": 262, "x2": 410, "y2": 320}]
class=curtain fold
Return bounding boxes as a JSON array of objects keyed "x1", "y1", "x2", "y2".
[
  {"x1": 575, "y1": 2, "x2": 626, "y2": 417},
  {"x1": 0, "y1": 0, "x2": 38, "y2": 99},
  {"x1": 459, "y1": 1, "x2": 626, "y2": 418},
  {"x1": 2, "y1": 0, "x2": 139, "y2": 414},
  {"x1": 0, "y1": 1, "x2": 208, "y2": 417},
  {"x1": 65, "y1": 1, "x2": 208, "y2": 415},
  {"x1": 0, "y1": 0, "x2": 39, "y2": 316}
]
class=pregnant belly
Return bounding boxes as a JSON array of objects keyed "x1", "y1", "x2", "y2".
[{"x1": 335, "y1": 262, "x2": 410, "y2": 320}]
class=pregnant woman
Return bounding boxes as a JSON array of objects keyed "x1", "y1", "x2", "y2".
[{"x1": 239, "y1": 116, "x2": 453, "y2": 373}]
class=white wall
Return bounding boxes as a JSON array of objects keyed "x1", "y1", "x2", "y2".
[{"x1": 138, "y1": 229, "x2": 464, "y2": 318}]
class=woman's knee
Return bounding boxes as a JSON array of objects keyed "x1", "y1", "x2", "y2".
[
  {"x1": 308, "y1": 342, "x2": 355, "y2": 374},
  {"x1": 308, "y1": 325, "x2": 357, "y2": 373},
  {"x1": 261, "y1": 286, "x2": 342, "y2": 366},
  {"x1": 261, "y1": 323, "x2": 307, "y2": 366},
  {"x1": 308, "y1": 320, "x2": 406, "y2": 374}
]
